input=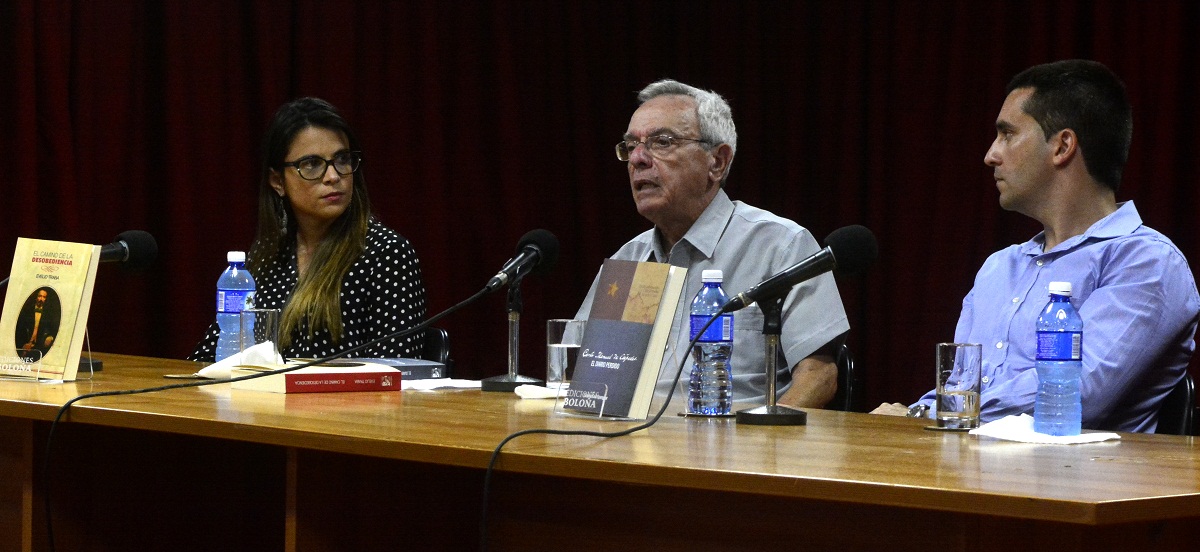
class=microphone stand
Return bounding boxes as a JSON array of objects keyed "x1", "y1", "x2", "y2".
[
  {"x1": 735, "y1": 294, "x2": 807, "y2": 425},
  {"x1": 481, "y1": 278, "x2": 544, "y2": 392}
]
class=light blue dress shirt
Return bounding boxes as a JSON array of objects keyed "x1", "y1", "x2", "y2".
[{"x1": 915, "y1": 202, "x2": 1200, "y2": 432}]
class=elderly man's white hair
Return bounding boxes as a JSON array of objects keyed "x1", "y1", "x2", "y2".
[{"x1": 637, "y1": 79, "x2": 737, "y2": 182}]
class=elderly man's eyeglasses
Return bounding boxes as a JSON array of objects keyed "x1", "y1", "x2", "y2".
[
  {"x1": 615, "y1": 135, "x2": 709, "y2": 161},
  {"x1": 281, "y1": 151, "x2": 363, "y2": 181}
]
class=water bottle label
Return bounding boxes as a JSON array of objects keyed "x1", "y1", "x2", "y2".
[
  {"x1": 691, "y1": 314, "x2": 733, "y2": 342},
  {"x1": 217, "y1": 290, "x2": 255, "y2": 314},
  {"x1": 1036, "y1": 331, "x2": 1081, "y2": 360}
]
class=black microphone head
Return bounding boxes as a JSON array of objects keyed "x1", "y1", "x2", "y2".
[
  {"x1": 824, "y1": 225, "x2": 877, "y2": 275},
  {"x1": 114, "y1": 230, "x2": 158, "y2": 270},
  {"x1": 517, "y1": 229, "x2": 559, "y2": 275}
]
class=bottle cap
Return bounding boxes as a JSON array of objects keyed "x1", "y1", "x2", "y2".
[
  {"x1": 1048, "y1": 281, "x2": 1072, "y2": 296},
  {"x1": 227, "y1": 251, "x2": 246, "y2": 263},
  {"x1": 701, "y1": 269, "x2": 723, "y2": 282}
]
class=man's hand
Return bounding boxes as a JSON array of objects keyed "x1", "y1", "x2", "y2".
[{"x1": 871, "y1": 402, "x2": 910, "y2": 416}]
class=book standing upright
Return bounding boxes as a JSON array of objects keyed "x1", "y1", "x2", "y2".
[
  {"x1": 564, "y1": 259, "x2": 687, "y2": 419},
  {"x1": 0, "y1": 238, "x2": 101, "y2": 381}
]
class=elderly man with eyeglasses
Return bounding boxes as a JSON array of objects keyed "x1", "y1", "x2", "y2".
[{"x1": 574, "y1": 79, "x2": 850, "y2": 411}]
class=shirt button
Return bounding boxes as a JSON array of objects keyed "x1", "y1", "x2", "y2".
[
  {"x1": 982, "y1": 376, "x2": 991, "y2": 384},
  {"x1": 1036, "y1": 260, "x2": 1044, "y2": 267},
  {"x1": 996, "y1": 341, "x2": 1004, "y2": 349},
  {"x1": 1011, "y1": 297, "x2": 1020, "y2": 303}
]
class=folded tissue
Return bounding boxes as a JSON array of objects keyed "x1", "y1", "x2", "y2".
[
  {"x1": 969, "y1": 414, "x2": 1120, "y2": 444},
  {"x1": 196, "y1": 341, "x2": 284, "y2": 380}
]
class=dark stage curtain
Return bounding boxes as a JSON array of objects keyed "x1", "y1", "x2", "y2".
[{"x1": 3, "y1": 0, "x2": 1198, "y2": 408}]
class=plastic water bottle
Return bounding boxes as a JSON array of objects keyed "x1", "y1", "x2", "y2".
[
  {"x1": 1034, "y1": 281, "x2": 1083, "y2": 436},
  {"x1": 215, "y1": 251, "x2": 256, "y2": 361},
  {"x1": 688, "y1": 270, "x2": 734, "y2": 415}
]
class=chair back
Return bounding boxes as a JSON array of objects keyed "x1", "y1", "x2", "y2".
[
  {"x1": 1155, "y1": 373, "x2": 1195, "y2": 436},
  {"x1": 828, "y1": 344, "x2": 862, "y2": 412},
  {"x1": 421, "y1": 327, "x2": 453, "y2": 376}
]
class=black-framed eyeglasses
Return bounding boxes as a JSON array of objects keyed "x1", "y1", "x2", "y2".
[
  {"x1": 615, "y1": 135, "x2": 709, "y2": 161},
  {"x1": 280, "y1": 151, "x2": 363, "y2": 181}
]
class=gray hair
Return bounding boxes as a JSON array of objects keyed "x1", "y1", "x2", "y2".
[{"x1": 637, "y1": 79, "x2": 737, "y2": 181}]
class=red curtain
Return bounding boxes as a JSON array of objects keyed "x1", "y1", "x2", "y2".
[{"x1": 4, "y1": 0, "x2": 1198, "y2": 408}]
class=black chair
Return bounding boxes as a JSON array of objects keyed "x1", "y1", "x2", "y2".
[
  {"x1": 421, "y1": 327, "x2": 453, "y2": 376},
  {"x1": 1155, "y1": 373, "x2": 1195, "y2": 436},
  {"x1": 827, "y1": 344, "x2": 862, "y2": 412}
]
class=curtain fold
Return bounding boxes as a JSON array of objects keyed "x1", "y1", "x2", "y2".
[{"x1": 4, "y1": 0, "x2": 1197, "y2": 407}]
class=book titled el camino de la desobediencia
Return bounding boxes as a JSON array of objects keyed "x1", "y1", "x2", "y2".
[{"x1": 0, "y1": 238, "x2": 101, "y2": 380}]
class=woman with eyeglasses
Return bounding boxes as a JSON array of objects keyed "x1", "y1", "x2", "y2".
[{"x1": 189, "y1": 97, "x2": 427, "y2": 362}]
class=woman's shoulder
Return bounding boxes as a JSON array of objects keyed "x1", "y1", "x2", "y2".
[
  {"x1": 249, "y1": 239, "x2": 294, "y2": 276},
  {"x1": 365, "y1": 218, "x2": 417, "y2": 255}
]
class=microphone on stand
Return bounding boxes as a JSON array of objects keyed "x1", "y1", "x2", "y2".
[
  {"x1": 485, "y1": 229, "x2": 559, "y2": 292},
  {"x1": 723, "y1": 225, "x2": 877, "y2": 313},
  {"x1": 732, "y1": 224, "x2": 878, "y2": 426},
  {"x1": 91, "y1": 230, "x2": 159, "y2": 371},
  {"x1": 481, "y1": 229, "x2": 560, "y2": 392}
]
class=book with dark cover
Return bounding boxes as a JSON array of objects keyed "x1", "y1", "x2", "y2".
[
  {"x1": 0, "y1": 238, "x2": 101, "y2": 381},
  {"x1": 565, "y1": 259, "x2": 686, "y2": 419},
  {"x1": 357, "y1": 358, "x2": 446, "y2": 380}
]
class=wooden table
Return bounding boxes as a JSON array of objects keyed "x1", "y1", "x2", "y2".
[{"x1": 2, "y1": 353, "x2": 1199, "y2": 551}]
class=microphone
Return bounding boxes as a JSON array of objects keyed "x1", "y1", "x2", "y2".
[
  {"x1": 99, "y1": 230, "x2": 158, "y2": 269},
  {"x1": 722, "y1": 225, "x2": 877, "y2": 313},
  {"x1": 0, "y1": 230, "x2": 159, "y2": 290},
  {"x1": 485, "y1": 229, "x2": 559, "y2": 292}
]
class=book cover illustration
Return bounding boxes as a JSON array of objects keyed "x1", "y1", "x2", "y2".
[
  {"x1": 565, "y1": 259, "x2": 684, "y2": 418},
  {"x1": 0, "y1": 238, "x2": 101, "y2": 380}
]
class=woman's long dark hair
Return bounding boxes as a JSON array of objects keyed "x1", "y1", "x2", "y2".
[{"x1": 249, "y1": 97, "x2": 372, "y2": 348}]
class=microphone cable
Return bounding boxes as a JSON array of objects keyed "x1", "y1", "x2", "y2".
[
  {"x1": 41, "y1": 286, "x2": 489, "y2": 552},
  {"x1": 478, "y1": 311, "x2": 722, "y2": 552}
]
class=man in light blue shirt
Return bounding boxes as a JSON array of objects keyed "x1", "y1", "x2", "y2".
[
  {"x1": 576, "y1": 79, "x2": 849, "y2": 410},
  {"x1": 874, "y1": 60, "x2": 1200, "y2": 432}
]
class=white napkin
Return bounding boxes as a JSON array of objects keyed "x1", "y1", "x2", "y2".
[
  {"x1": 513, "y1": 384, "x2": 570, "y2": 399},
  {"x1": 969, "y1": 414, "x2": 1120, "y2": 444},
  {"x1": 402, "y1": 379, "x2": 482, "y2": 391},
  {"x1": 196, "y1": 341, "x2": 284, "y2": 379}
]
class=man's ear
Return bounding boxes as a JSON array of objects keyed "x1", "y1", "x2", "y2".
[
  {"x1": 709, "y1": 143, "x2": 734, "y2": 183},
  {"x1": 1050, "y1": 128, "x2": 1079, "y2": 168}
]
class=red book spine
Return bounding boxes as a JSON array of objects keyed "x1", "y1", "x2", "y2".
[{"x1": 283, "y1": 371, "x2": 401, "y2": 393}]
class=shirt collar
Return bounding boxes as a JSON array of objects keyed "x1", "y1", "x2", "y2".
[
  {"x1": 651, "y1": 189, "x2": 733, "y2": 262},
  {"x1": 1022, "y1": 200, "x2": 1143, "y2": 256}
]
